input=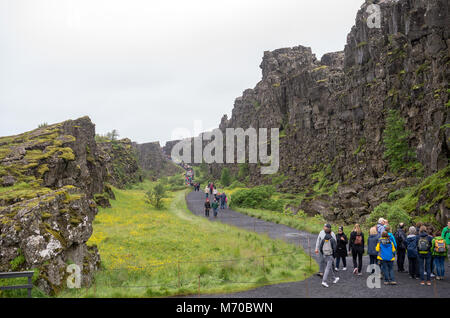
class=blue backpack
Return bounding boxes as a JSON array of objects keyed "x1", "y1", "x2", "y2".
[{"x1": 406, "y1": 237, "x2": 418, "y2": 258}]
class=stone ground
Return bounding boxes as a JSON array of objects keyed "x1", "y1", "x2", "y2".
[{"x1": 185, "y1": 190, "x2": 450, "y2": 298}]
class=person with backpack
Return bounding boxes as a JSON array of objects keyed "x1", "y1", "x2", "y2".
[
  {"x1": 376, "y1": 231, "x2": 397, "y2": 285},
  {"x1": 394, "y1": 223, "x2": 407, "y2": 272},
  {"x1": 220, "y1": 192, "x2": 227, "y2": 210},
  {"x1": 320, "y1": 229, "x2": 339, "y2": 288},
  {"x1": 417, "y1": 225, "x2": 433, "y2": 286},
  {"x1": 442, "y1": 221, "x2": 450, "y2": 267},
  {"x1": 204, "y1": 199, "x2": 211, "y2": 217},
  {"x1": 349, "y1": 224, "x2": 365, "y2": 275},
  {"x1": 432, "y1": 230, "x2": 447, "y2": 280},
  {"x1": 406, "y1": 227, "x2": 419, "y2": 279},
  {"x1": 315, "y1": 224, "x2": 337, "y2": 277},
  {"x1": 335, "y1": 226, "x2": 348, "y2": 271},
  {"x1": 368, "y1": 226, "x2": 380, "y2": 273},
  {"x1": 211, "y1": 199, "x2": 219, "y2": 218}
]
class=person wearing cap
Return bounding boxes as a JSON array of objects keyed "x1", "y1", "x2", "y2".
[{"x1": 315, "y1": 223, "x2": 337, "y2": 277}]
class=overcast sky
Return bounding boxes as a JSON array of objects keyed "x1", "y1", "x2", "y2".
[{"x1": 0, "y1": 0, "x2": 364, "y2": 144}]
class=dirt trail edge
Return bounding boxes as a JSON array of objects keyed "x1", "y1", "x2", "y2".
[{"x1": 185, "y1": 190, "x2": 449, "y2": 298}]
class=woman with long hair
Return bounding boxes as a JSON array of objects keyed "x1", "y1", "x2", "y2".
[{"x1": 349, "y1": 223, "x2": 365, "y2": 275}]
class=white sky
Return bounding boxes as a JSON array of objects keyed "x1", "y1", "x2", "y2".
[{"x1": 0, "y1": 0, "x2": 364, "y2": 144}]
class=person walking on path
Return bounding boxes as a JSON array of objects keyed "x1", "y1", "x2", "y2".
[
  {"x1": 204, "y1": 199, "x2": 211, "y2": 217},
  {"x1": 320, "y1": 230, "x2": 339, "y2": 288},
  {"x1": 431, "y1": 230, "x2": 447, "y2": 280},
  {"x1": 220, "y1": 192, "x2": 227, "y2": 210},
  {"x1": 441, "y1": 221, "x2": 450, "y2": 267},
  {"x1": 315, "y1": 224, "x2": 337, "y2": 277},
  {"x1": 394, "y1": 223, "x2": 407, "y2": 272},
  {"x1": 204, "y1": 185, "x2": 210, "y2": 199},
  {"x1": 406, "y1": 226, "x2": 419, "y2": 280},
  {"x1": 349, "y1": 224, "x2": 365, "y2": 275},
  {"x1": 213, "y1": 187, "x2": 218, "y2": 200},
  {"x1": 335, "y1": 226, "x2": 348, "y2": 271},
  {"x1": 417, "y1": 225, "x2": 433, "y2": 286},
  {"x1": 368, "y1": 226, "x2": 380, "y2": 273},
  {"x1": 209, "y1": 183, "x2": 214, "y2": 195},
  {"x1": 376, "y1": 231, "x2": 397, "y2": 285},
  {"x1": 211, "y1": 199, "x2": 219, "y2": 218}
]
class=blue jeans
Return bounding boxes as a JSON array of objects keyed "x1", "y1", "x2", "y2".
[
  {"x1": 381, "y1": 260, "x2": 395, "y2": 282},
  {"x1": 434, "y1": 256, "x2": 445, "y2": 277},
  {"x1": 213, "y1": 208, "x2": 218, "y2": 217},
  {"x1": 418, "y1": 254, "x2": 431, "y2": 281}
]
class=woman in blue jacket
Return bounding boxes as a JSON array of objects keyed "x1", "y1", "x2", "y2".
[{"x1": 406, "y1": 226, "x2": 419, "y2": 279}]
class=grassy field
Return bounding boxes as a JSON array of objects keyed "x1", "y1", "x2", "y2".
[{"x1": 58, "y1": 180, "x2": 316, "y2": 297}]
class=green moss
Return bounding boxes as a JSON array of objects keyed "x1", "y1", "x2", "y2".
[
  {"x1": 10, "y1": 249, "x2": 26, "y2": 271},
  {"x1": 312, "y1": 65, "x2": 328, "y2": 72},
  {"x1": 38, "y1": 164, "x2": 49, "y2": 177},
  {"x1": 45, "y1": 226, "x2": 67, "y2": 248},
  {"x1": 58, "y1": 147, "x2": 75, "y2": 161}
]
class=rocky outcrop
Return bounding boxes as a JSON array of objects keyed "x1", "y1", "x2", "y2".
[
  {"x1": 0, "y1": 117, "x2": 104, "y2": 294},
  {"x1": 134, "y1": 142, "x2": 183, "y2": 180},
  {"x1": 194, "y1": 0, "x2": 450, "y2": 225},
  {"x1": 97, "y1": 138, "x2": 143, "y2": 189}
]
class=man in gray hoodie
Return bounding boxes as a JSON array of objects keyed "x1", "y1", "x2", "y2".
[{"x1": 315, "y1": 224, "x2": 337, "y2": 277}]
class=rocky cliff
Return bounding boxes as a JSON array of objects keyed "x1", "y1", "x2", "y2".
[
  {"x1": 134, "y1": 142, "x2": 183, "y2": 180},
  {"x1": 198, "y1": 0, "x2": 449, "y2": 225},
  {"x1": 0, "y1": 117, "x2": 104, "y2": 294}
]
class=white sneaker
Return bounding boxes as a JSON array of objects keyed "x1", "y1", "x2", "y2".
[
  {"x1": 321, "y1": 282, "x2": 329, "y2": 288},
  {"x1": 334, "y1": 268, "x2": 339, "y2": 272},
  {"x1": 342, "y1": 267, "x2": 347, "y2": 271},
  {"x1": 333, "y1": 277, "x2": 340, "y2": 284},
  {"x1": 430, "y1": 273, "x2": 435, "y2": 278}
]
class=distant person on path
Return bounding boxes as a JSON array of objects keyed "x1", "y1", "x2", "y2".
[
  {"x1": 315, "y1": 224, "x2": 337, "y2": 278},
  {"x1": 431, "y1": 230, "x2": 447, "y2": 280},
  {"x1": 376, "y1": 231, "x2": 397, "y2": 285},
  {"x1": 417, "y1": 225, "x2": 433, "y2": 286},
  {"x1": 213, "y1": 187, "x2": 218, "y2": 200},
  {"x1": 368, "y1": 226, "x2": 380, "y2": 273},
  {"x1": 349, "y1": 224, "x2": 365, "y2": 275},
  {"x1": 210, "y1": 183, "x2": 214, "y2": 195},
  {"x1": 212, "y1": 199, "x2": 219, "y2": 218},
  {"x1": 406, "y1": 226, "x2": 419, "y2": 280},
  {"x1": 320, "y1": 229, "x2": 339, "y2": 288},
  {"x1": 204, "y1": 186, "x2": 209, "y2": 199},
  {"x1": 220, "y1": 192, "x2": 227, "y2": 209},
  {"x1": 204, "y1": 199, "x2": 211, "y2": 217},
  {"x1": 335, "y1": 226, "x2": 348, "y2": 271},
  {"x1": 442, "y1": 221, "x2": 450, "y2": 267},
  {"x1": 394, "y1": 223, "x2": 407, "y2": 272}
]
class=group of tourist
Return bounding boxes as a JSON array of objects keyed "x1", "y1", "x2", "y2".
[
  {"x1": 315, "y1": 219, "x2": 450, "y2": 288},
  {"x1": 203, "y1": 182, "x2": 228, "y2": 218}
]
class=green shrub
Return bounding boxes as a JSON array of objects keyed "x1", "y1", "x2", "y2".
[
  {"x1": 220, "y1": 168, "x2": 231, "y2": 187},
  {"x1": 366, "y1": 202, "x2": 412, "y2": 230},
  {"x1": 382, "y1": 109, "x2": 417, "y2": 173},
  {"x1": 230, "y1": 186, "x2": 285, "y2": 212},
  {"x1": 145, "y1": 182, "x2": 166, "y2": 209}
]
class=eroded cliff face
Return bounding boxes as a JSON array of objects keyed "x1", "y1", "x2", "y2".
[
  {"x1": 134, "y1": 142, "x2": 183, "y2": 180},
  {"x1": 0, "y1": 117, "x2": 103, "y2": 294},
  {"x1": 207, "y1": 0, "x2": 449, "y2": 224},
  {"x1": 97, "y1": 138, "x2": 143, "y2": 190}
]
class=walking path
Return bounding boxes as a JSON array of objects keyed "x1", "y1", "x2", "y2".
[{"x1": 186, "y1": 190, "x2": 450, "y2": 298}]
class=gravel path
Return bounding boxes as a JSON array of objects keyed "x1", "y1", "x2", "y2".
[{"x1": 186, "y1": 190, "x2": 450, "y2": 298}]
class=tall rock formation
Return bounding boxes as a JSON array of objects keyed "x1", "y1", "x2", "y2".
[
  {"x1": 191, "y1": 0, "x2": 449, "y2": 225},
  {"x1": 0, "y1": 117, "x2": 104, "y2": 294}
]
